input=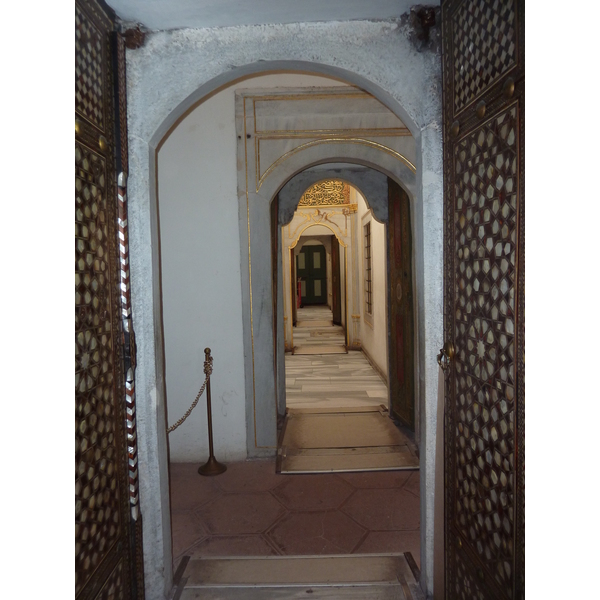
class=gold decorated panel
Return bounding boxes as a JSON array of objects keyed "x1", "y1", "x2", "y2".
[{"x1": 299, "y1": 180, "x2": 350, "y2": 207}]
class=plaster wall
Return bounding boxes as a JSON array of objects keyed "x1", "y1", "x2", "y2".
[
  {"x1": 356, "y1": 189, "x2": 389, "y2": 380},
  {"x1": 126, "y1": 19, "x2": 442, "y2": 599},
  {"x1": 157, "y1": 74, "x2": 345, "y2": 465}
]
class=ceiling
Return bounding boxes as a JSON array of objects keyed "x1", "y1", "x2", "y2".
[{"x1": 105, "y1": 0, "x2": 436, "y2": 31}]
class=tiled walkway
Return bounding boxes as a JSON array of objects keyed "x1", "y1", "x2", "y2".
[
  {"x1": 170, "y1": 460, "x2": 420, "y2": 568},
  {"x1": 286, "y1": 352, "x2": 388, "y2": 410},
  {"x1": 287, "y1": 305, "x2": 388, "y2": 410}
]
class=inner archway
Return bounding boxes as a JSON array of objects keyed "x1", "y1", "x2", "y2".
[{"x1": 275, "y1": 173, "x2": 417, "y2": 435}]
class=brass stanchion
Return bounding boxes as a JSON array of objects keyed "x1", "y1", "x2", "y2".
[{"x1": 198, "y1": 348, "x2": 227, "y2": 476}]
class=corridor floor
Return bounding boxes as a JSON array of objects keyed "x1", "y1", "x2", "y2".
[
  {"x1": 170, "y1": 460, "x2": 420, "y2": 569},
  {"x1": 169, "y1": 305, "x2": 420, "y2": 573},
  {"x1": 287, "y1": 305, "x2": 387, "y2": 410},
  {"x1": 292, "y1": 305, "x2": 346, "y2": 355}
]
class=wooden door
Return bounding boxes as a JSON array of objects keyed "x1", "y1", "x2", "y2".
[
  {"x1": 331, "y1": 236, "x2": 342, "y2": 325},
  {"x1": 76, "y1": 1, "x2": 144, "y2": 598},
  {"x1": 441, "y1": 1, "x2": 525, "y2": 598},
  {"x1": 291, "y1": 248, "x2": 298, "y2": 326},
  {"x1": 387, "y1": 180, "x2": 415, "y2": 429},
  {"x1": 271, "y1": 195, "x2": 279, "y2": 394},
  {"x1": 297, "y1": 246, "x2": 327, "y2": 305}
]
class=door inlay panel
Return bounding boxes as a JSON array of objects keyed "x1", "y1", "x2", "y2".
[
  {"x1": 452, "y1": 0, "x2": 517, "y2": 114},
  {"x1": 97, "y1": 560, "x2": 125, "y2": 600},
  {"x1": 75, "y1": 4, "x2": 105, "y2": 130},
  {"x1": 451, "y1": 104, "x2": 519, "y2": 596},
  {"x1": 75, "y1": 141, "x2": 124, "y2": 596}
]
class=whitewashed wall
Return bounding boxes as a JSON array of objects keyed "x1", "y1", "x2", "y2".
[
  {"x1": 158, "y1": 74, "x2": 348, "y2": 462},
  {"x1": 356, "y1": 188, "x2": 389, "y2": 380}
]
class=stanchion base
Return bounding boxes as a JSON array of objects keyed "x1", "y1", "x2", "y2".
[{"x1": 198, "y1": 456, "x2": 227, "y2": 476}]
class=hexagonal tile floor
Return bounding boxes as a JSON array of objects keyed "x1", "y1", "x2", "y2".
[{"x1": 170, "y1": 460, "x2": 420, "y2": 567}]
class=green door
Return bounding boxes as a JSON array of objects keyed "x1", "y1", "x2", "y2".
[{"x1": 297, "y1": 245, "x2": 327, "y2": 306}]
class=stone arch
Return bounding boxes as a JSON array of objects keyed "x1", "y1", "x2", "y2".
[
  {"x1": 272, "y1": 164, "x2": 412, "y2": 425},
  {"x1": 291, "y1": 222, "x2": 348, "y2": 249},
  {"x1": 128, "y1": 48, "x2": 442, "y2": 597}
]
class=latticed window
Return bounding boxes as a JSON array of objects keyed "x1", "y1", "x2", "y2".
[{"x1": 364, "y1": 222, "x2": 372, "y2": 315}]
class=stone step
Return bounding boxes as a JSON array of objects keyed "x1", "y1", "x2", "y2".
[{"x1": 175, "y1": 554, "x2": 425, "y2": 600}]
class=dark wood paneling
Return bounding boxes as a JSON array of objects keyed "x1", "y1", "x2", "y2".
[{"x1": 387, "y1": 180, "x2": 415, "y2": 430}]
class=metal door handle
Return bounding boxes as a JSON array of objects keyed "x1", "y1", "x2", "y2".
[{"x1": 437, "y1": 341, "x2": 455, "y2": 371}]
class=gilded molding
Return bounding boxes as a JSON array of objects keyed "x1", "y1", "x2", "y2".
[{"x1": 257, "y1": 138, "x2": 416, "y2": 191}]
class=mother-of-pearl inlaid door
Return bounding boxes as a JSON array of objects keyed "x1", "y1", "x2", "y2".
[
  {"x1": 76, "y1": 0, "x2": 143, "y2": 597},
  {"x1": 441, "y1": 0, "x2": 524, "y2": 598}
]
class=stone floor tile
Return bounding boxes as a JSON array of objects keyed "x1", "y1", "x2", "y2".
[
  {"x1": 187, "y1": 534, "x2": 281, "y2": 558},
  {"x1": 272, "y1": 474, "x2": 354, "y2": 511},
  {"x1": 338, "y1": 470, "x2": 414, "y2": 490},
  {"x1": 354, "y1": 530, "x2": 421, "y2": 566},
  {"x1": 266, "y1": 511, "x2": 367, "y2": 555},
  {"x1": 341, "y1": 488, "x2": 420, "y2": 531},
  {"x1": 171, "y1": 510, "x2": 208, "y2": 559},
  {"x1": 214, "y1": 459, "x2": 281, "y2": 493},
  {"x1": 169, "y1": 464, "x2": 221, "y2": 511},
  {"x1": 403, "y1": 471, "x2": 420, "y2": 497},
  {"x1": 197, "y1": 492, "x2": 287, "y2": 535}
]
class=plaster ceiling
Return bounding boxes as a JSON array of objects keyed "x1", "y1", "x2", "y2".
[{"x1": 105, "y1": 0, "x2": 438, "y2": 31}]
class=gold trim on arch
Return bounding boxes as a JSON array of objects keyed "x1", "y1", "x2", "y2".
[
  {"x1": 256, "y1": 138, "x2": 416, "y2": 191},
  {"x1": 289, "y1": 222, "x2": 348, "y2": 250},
  {"x1": 251, "y1": 90, "x2": 411, "y2": 135},
  {"x1": 257, "y1": 129, "x2": 412, "y2": 137},
  {"x1": 288, "y1": 206, "x2": 355, "y2": 241}
]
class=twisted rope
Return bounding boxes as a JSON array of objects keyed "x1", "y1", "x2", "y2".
[{"x1": 167, "y1": 354, "x2": 213, "y2": 434}]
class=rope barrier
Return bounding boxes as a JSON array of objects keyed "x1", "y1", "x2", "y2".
[{"x1": 166, "y1": 354, "x2": 213, "y2": 434}]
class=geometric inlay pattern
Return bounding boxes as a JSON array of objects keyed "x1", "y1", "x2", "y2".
[
  {"x1": 452, "y1": 104, "x2": 518, "y2": 595},
  {"x1": 75, "y1": 141, "x2": 122, "y2": 595},
  {"x1": 97, "y1": 560, "x2": 125, "y2": 600},
  {"x1": 455, "y1": 549, "x2": 487, "y2": 600},
  {"x1": 452, "y1": 0, "x2": 516, "y2": 113},
  {"x1": 299, "y1": 180, "x2": 350, "y2": 207},
  {"x1": 76, "y1": 4, "x2": 105, "y2": 129}
]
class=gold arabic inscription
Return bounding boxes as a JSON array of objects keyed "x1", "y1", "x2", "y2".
[{"x1": 298, "y1": 180, "x2": 350, "y2": 207}]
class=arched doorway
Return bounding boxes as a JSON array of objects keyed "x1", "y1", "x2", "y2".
[
  {"x1": 128, "y1": 57, "x2": 443, "y2": 597},
  {"x1": 274, "y1": 174, "x2": 416, "y2": 431}
]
